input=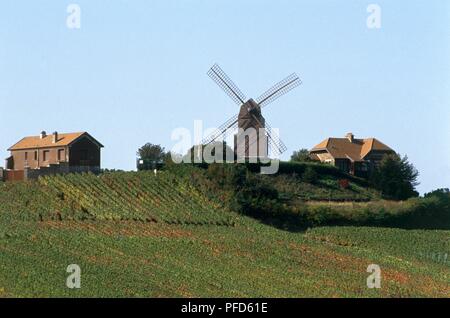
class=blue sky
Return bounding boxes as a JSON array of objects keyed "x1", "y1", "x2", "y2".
[{"x1": 0, "y1": 0, "x2": 449, "y2": 193}]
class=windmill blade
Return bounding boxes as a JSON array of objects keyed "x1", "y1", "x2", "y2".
[
  {"x1": 248, "y1": 114, "x2": 287, "y2": 156},
  {"x1": 265, "y1": 122, "x2": 288, "y2": 155},
  {"x1": 207, "y1": 64, "x2": 247, "y2": 106},
  {"x1": 256, "y1": 73, "x2": 301, "y2": 108},
  {"x1": 237, "y1": 124, "x2": 287, "y2": 158},
  {"x1": 201, "y1": 113, "x2": 239, "y2": 145}
]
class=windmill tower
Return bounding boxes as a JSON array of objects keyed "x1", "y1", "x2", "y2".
[{"x1": 202, "y1": 64, "x2": 302, "y2": 160}]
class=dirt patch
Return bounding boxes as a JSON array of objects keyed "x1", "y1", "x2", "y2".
[
  {"x1": 383, "y1": 269, "x2": 410, "y2": 285},
  {"x1": 289, "y1": 242, "x2": 312, "y2": 253},
  {"x1": 305, "y1": 233, "x2": 358, "y2": 247}
]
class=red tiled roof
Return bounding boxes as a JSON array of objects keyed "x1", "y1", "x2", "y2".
[
  {"x1": 310, "y1": 135, "x2": 394, "y2": 162},
  {"x1": 8, "y1": 132, "x2": 103, "y2": 151}
]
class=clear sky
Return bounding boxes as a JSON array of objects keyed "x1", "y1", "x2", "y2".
[{"x1": 0, "y1": 0, "x2": 449, "y2": 193}]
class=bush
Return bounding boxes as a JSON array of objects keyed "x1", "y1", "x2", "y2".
[
  {"x1": 302, "y1": 167, "x2": 318, "y2": 184},
  {"x1": 205, "y1": 163, "x2": 247, "y2": 189},
  {"x1": 299, "y1": 196, "x2": 450, "y2": 229},
  {"x1": 385, "y1": 196, "x2": 450, "y2": 229},
  {"x1": 228, "y1": 164, "x2": 248, "y2": 189},
  {"x1": 233, "y1": 174, "x2": 280, "y2": 216},
  {"x1": 277, "y1": 161, "x2": 368, "y2": 186}
]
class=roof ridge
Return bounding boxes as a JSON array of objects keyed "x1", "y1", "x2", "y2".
[{"x1": 7, "y1": 132, "x2": 89, "y2": 151}]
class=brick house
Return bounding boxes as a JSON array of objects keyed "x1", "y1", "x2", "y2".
[
  {"x1": 309, "y1": 133, "x2": 395, "y2": 177},
  {"x1": 5, "y1": 131, "x2": 103, "y2": 180}
]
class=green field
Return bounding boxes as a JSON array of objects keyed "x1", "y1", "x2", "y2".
[{"x1": 0, "y1": 171, "x2": 449, "y2": 297}]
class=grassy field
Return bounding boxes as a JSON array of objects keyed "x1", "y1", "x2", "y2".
[{"x1": 0, "y1": 171, "x2": 448, "y2": 297}]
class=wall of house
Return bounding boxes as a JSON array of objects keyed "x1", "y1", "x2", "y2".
[
  {"x1": 68, "y1": 137, "x2": 101, "y2": 167},
  {"x1": 364, "y1": 150, "x2": 395, "y2": 174},
  {"x1": 354, "y1": 161, "x2": 369, "y2": 178},
  {"x1": 312, "y1": 152, "x2": 335, "y2": 164},
  {"x1": 334, "y1": 158, "x2": 351, "y2": 174},
  {"x1": 8, "y1": 137, "x2": 101, "y2": 172},
  {"x1": 365, "y1": 150, "x2": 394, "y2": 165},
  {"x1": 10, "y1": 147, "x2": 68, "y2": 171},
  {"x1": 5, "y1": 156, "x2": 14, "y2": 170}
]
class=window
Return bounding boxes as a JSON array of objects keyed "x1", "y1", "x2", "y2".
[
  {"x1": 34, "y1": 151, "x2": 38, "y2": 160},
  {"x1": 43, "y1": 150, "x2": 50, "y2": 161},
  {"x1": 58, "y1": 149, "x2": 64, "y2": 161},
  {"x1": 24, "y1": 152, "x2": 28, "y2": 161}
]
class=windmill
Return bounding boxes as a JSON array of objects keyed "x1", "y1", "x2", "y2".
[{"x1": 202, "y1": 64, "x2": 302, "y2": 160}]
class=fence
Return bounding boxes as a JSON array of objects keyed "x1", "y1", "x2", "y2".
[
  {"x1": 4, "y1": 170, "x2": 25, "y2": 182},
  {"x1": 3, "y1": 164, "x2": 101, "y2": 182}
]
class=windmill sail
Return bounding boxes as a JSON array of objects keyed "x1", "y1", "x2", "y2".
[
  {"x1": 207, "y1": 64, "x2": 247, "y2": 106},
  {"x1": 201, "y1": 113, "x2": 238, "y2": 145},
  {"x1": 249, "y1": 114, "x2": 287, "y2": 156},
  {"x1": 256, "y1": 73, "x2": 301, "y2": 108},
  {"x1": 265, "y1": 122, "x2": 288, "y2": 155}
]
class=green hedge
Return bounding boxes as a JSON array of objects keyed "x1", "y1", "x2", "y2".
[{"x1": 298, "y1": 196, "x2": 450, "y2": 229}]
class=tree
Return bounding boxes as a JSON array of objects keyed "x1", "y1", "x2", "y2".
[
  {"x1": 291, "y1": 149, "x2": 311, "y2": 162},
  {"x1": 424, "y1": 188, "x2": 449, "y2": 199},
  {"x1": 184, "y1": 142, "x2": 234, "y2": 163},
  {"x1": 370, "y1": 153, "x2": 419, "y2": 200},
  {"x1": 137, "y1": 143, "x2": 166, "y2": 162}
]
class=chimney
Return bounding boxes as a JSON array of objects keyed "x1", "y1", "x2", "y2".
[
  {"x1": 52, "y1": 131, "x2": 58, "y2": 143},
  {"x1": 346, "y1": 132, "x2": 354, "y2": 143},
  {"x1": 40, "y1": 131, "x2": 47, "y2": 139}
]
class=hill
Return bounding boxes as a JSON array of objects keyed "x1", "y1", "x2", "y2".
[
  {"x1": 0, "y1": 168, "x2": 449, "y2": 297},
  {"x1": 169, "y1": 163, "x2": 450, "y2": 230}
]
